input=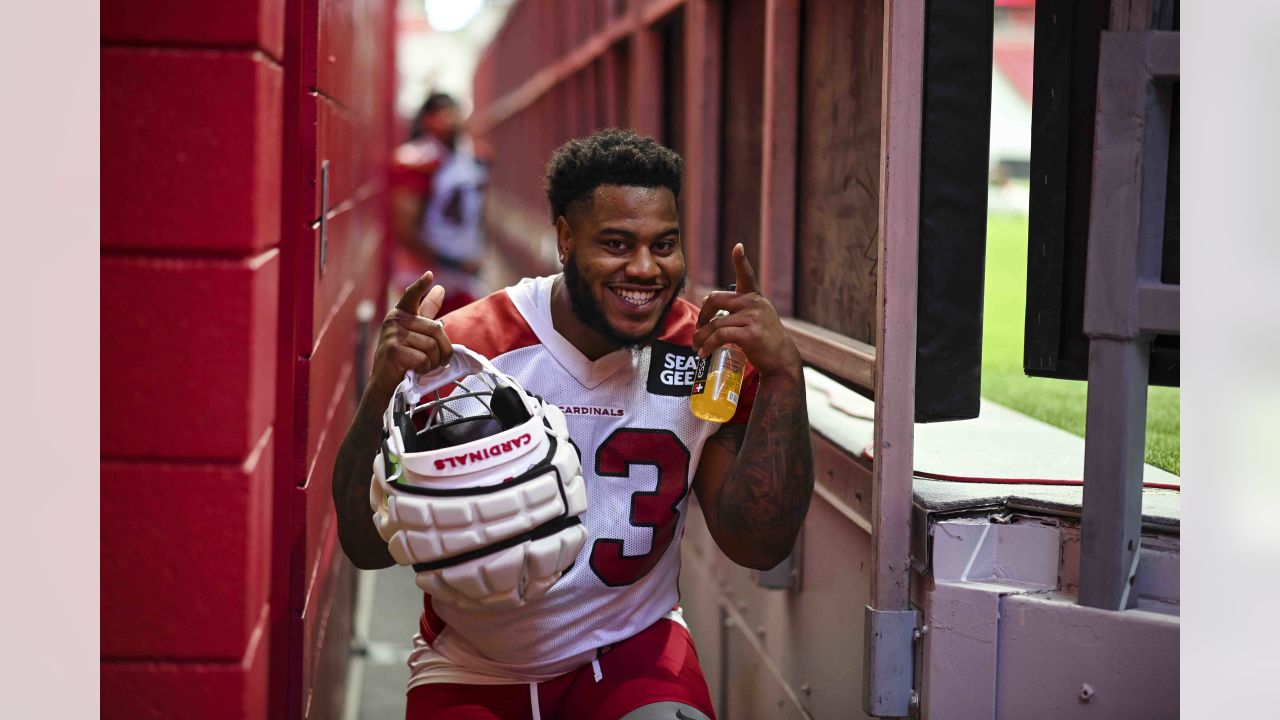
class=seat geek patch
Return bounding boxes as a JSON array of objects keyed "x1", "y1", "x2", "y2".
[{"x1": 648, "y1": 341, "x2": 698, "y2": 396}]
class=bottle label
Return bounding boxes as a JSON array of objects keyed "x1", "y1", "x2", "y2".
[{"x1": 690, "y1": 356, "x2": 711, "y2": 397}]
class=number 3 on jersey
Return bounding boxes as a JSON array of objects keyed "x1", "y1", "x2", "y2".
[{"x1": 588, "y1": 429, "x2": 690, "y2": 587}]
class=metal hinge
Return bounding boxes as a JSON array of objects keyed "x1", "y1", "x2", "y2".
[{"x1": 863, "y1": 606, "x2": 922, "y2": 717}]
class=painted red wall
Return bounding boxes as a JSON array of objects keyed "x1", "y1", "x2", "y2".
[{"x1": 101, "y1": 2, "x2": 393, "y2": 718}]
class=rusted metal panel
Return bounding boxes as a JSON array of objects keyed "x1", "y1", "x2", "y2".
[
  {"x1": 609, "y1": 36, "x2": 630, "y2": 126},
  {"x1": 578, "y1": 64, "x2": 598, "y2": 137},
  {"x1": 812, "y1": 432, "x2": 875, "y2": 534},
  {"x1": 594, "y1": 56, "x2": 614, "y2": 128},
  {"x1": 629, "y1": 24, "x2": 663, "y2": 136},
  {"x1": 643, "y1": 0, "x2": 687, "y2": 25},
  {"x1": 795, "y1": 0, "x2": 883, "y2": 345},
  {"x1": 475, "y1": 15, "x2": 637, "y2": 135},
  {"x1": 717, "y1": 0, "x2": 766, "y2": 286},
  {"x1": 681, "y1": 458, "x2": 876, "y2": 719},
  {"x1": 758, "y1": 0, "x2": 800, "y2": 316},
  {"x1": 659, "y1": 9, "x2": 686, "y2": 154},
  {"x1": 784, "y1": 317, "x2": 876, "y2": 395},
  {"x1": 680, "y1": 0, "x2": 722, "y2": 290},
  {"x1": 721, "y1": 607, "x2": 813, "y2": 720},
  {"x1": 681, "y1": 428, "x2": 875, "y2": 718}
]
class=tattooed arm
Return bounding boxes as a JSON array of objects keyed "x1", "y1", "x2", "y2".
[
  {"x1": 332, "y1": 272, "x2": 453, "y2": 570},
  {"x1": 690, "y1": 243, "x2": 814, "y2": 570},
  {"x1": 692, "y1": 371, "x2": 814, "y2": 570},
  {"x1": 333, "y1": 388, "x2": 398, "y2": 569}
]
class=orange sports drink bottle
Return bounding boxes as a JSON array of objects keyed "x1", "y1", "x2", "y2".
[{"x1": 689, "y1": 311, "x2": 746, "y2": 423}]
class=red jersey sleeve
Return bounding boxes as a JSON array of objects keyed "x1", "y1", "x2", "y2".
[
  {"x1": 437, "y1": 289, "x2": 539, "y2": 358},
  {"x1": 390, "y1": 140, "x2": 442, "y2": 196}
]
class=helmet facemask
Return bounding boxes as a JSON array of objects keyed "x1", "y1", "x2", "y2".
[{"x1": 372, "y1": 346, "x2": 588, "y2": 609}]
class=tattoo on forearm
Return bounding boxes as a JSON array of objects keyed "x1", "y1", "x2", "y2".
[{"x1": 717, "y1": 380, "x2": 814, "y2": 557}]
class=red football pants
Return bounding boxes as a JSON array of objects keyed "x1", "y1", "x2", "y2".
[{"x1": 404, "y1": 619, "x2": 716, "y2": 720}]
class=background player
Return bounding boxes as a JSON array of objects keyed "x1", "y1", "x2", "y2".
[
  {"x1": 333, "y1": 129, "x2": 814, "y2": 719},
  {"x1": 390, "y1": 92, "x2": 490, "y2": 315}
]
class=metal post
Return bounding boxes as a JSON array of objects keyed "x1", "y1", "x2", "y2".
[
  {"x1": 1080, "y1": 338, "x2": 1151, "y2": 608},
  {"x1": 1078, "y1": 31, "x2": 1178, "y2": 610},
  {"x1": 864, "y1": 0, "x2": 926, "y2": 716}
]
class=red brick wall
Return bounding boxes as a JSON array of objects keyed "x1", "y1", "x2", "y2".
[{"x1": 101, "y1": 2, "x2": 393, "y2": 718}]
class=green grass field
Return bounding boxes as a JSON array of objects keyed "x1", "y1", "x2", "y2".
[{"x1": 981, "y1": 212, "x2": 1180, "y2": 475}]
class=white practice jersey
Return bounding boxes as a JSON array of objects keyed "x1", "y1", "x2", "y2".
[
  {"x1": 421, "y1": 136, "x2": 487, "y2": 264},
  {"x1": 407, "y1": 275, "x2": 757, "y2": 685}
]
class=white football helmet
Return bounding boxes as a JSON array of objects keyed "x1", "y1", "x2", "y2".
[{"x1": 370, "y1": 346, "x2": 588, "y2": 609}]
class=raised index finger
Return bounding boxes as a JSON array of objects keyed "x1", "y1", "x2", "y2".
[
  {"x1": 731, "y1": 243, "x2": 760, "y2": 294},
  {"x1": 395, "y1": 271, "x2": 434, "y2": 314},
  {"x1": 395, "y1": 272, "x2": 448, "y2": 320}
]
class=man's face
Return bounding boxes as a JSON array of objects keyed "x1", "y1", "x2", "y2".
[{"x1": 560, "y1": 184, "x2": 687, "y2": 348}]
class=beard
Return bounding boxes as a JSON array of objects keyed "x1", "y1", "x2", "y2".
[{"x1": 563, "y1": 254, "x2": 687, "y2": 349}]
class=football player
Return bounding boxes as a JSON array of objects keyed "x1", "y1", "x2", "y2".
[
  {"x1": 333, "y1": 129, "x2": 814, "y2": 719},
  {"x1": 390, "y1": 92, "x2": 489, "y2": 316}
]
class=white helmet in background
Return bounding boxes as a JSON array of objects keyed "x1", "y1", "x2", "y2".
[{"x1": 370, "y1": 346, "x2": 587, "y2": 609}]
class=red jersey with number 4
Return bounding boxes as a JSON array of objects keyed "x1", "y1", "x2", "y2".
[{"x1": 419, "y1": 274, "x2": 757, "y2": 680}]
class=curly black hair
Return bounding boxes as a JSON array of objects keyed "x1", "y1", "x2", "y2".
[{"x1": 543, "y1": 128, "x2": 683, "y2": 223}]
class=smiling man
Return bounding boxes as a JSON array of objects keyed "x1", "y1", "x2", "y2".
[{"x1": 332, "y1": 129, "x2": 814, "y2": 720}]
